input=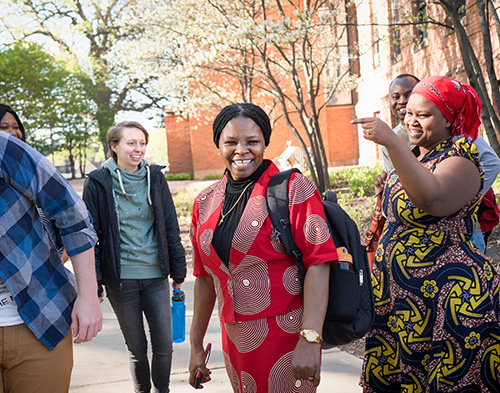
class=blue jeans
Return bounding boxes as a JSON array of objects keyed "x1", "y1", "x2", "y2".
[
  {"x1": 106, "y1": 278, "x2": 173, "y2": 393},
  {"x1": 471, "y1": 229, "x2": 486, "y2": 253}
]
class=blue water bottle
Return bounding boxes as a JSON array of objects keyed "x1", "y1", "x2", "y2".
[{"x1": 171, "y1": 288, "x2": 186, "y2": 343}]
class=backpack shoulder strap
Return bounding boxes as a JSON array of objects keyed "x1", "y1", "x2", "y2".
[{"x1": 266, "y1": 168, "x2": 306, "y2": 281}]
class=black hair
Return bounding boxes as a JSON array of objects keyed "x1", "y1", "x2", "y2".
[
  {"x1": 213, "y1": 103, "x2": 272, "y2": 147},
  {"x1": 390, "y1": 74, "x2": 420, "y2": 88},
  {"x1": 0, "y1": 103, "x2": 26, "y2": 141}
]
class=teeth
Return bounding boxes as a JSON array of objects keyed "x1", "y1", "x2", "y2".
[{"x1": 234, "y1": 160, "x2": 251, "y2": 165}]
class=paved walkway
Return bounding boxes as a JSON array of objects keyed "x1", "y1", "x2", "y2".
[
  {"x1": 69, "y1": 272, "x2": 363, "y2": 392},
  {"x1": 66, "y1": 177, "x2": 217, "y2": 196},
  {"x1": 67, "y1": 178, "x2": 364, "y2": 392}
]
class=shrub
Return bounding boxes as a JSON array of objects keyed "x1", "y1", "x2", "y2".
[
  {"x1": 493, "y1": 176, "x2": 500, "y2": 205},
  {"x1": 329, "y1": 165, "x2": 383, "y2": 197},
  {"x1": 165, "y1": 172, "x2": 194, "y2": 181},
  {"x1": 203, "y1": 173, "x2": 223, "y2": 180},
  {"x1": 172, "y1": 188, "x2": 197, "y2": 228}
]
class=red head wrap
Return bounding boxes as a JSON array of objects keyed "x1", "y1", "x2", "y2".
[{"x1": 409, "y1": 75, "x2": 482, "y2": 140}]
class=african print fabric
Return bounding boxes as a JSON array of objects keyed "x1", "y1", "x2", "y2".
[{"x1": 361, "y1": 138, "x2": 500, "y2": 392}]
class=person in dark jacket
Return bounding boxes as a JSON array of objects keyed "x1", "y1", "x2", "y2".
[{"x1": 82, "y1": 121, "x2": 186, "y2": 393}]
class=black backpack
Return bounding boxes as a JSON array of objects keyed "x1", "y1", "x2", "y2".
[{"x1": 266, "y1": 169, "x2": 375, "y2": 348}]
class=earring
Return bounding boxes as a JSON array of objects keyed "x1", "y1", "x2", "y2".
[
  {"x1": 264, "y1": 149, "x2": 267, "y2": 152},
  {"x1": 218, "y1": 151, "x2": 221, "y2": 155}
]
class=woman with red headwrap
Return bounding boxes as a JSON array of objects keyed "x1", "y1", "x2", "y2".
[{"x1": 352, "y1": 76, "x2": 500, "y2": 392}]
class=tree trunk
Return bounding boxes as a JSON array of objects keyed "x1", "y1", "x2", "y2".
[
  {"x1": 278, "y1": 102, "x2": 318, "y2": 187},
  {"x1": 68, "y1": 148, "x2": 76, "y2": 179},
  {"x1": 487, "y1": 0, "x2": 500, "y2": 53}
]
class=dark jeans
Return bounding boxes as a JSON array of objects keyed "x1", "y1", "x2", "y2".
[{"x1": 106, "y1": 278, "x2": 173, "y2": 393}]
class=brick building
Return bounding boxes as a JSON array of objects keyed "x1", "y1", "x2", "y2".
[
  {"x1": 354, "y1": 0, "x2": 500, "y2": 166},
  {"x1": 164, "y1": 0, "x2": 500, "y2": 178}
]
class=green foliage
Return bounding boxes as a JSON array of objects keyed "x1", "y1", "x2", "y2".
[
  {"x1": 172, "y1": 189, "x2": 195, "y2": 217},
  {"x1": 203, "y1": 173, "x2": 223, "y2": 180},
  {"x1": 0, "y1": 42, "x2": 89, "y2": 134},
  {"x1": 493, "y1": 176, "x2": 500, "y2": 204},
  {"x1": 2, "y1": 0, "x2": 159, "y2": 153},
  {"x1": 335, "y1": 191, "x2": 375, "y2": 233},
  {"x1": 0, "y1": 41, "x2": 98, "y2": 178},
  {"x1": 329, "y1": 165, "x2": 383, "y2": 197},
  {"x1": 165, "y1": 172, "x2": 194, "y2": 181}
]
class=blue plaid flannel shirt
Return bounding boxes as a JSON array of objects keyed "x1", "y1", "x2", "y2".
[{"x1": 0, "y1": 132, "x2": 97, "y2": 350}]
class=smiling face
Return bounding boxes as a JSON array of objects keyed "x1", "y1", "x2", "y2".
[
  {"x1": 110, "y1": 127, "x2": 147, "y2": 173},
  {"x1": 218, "y1": 117, "x2": 265, "y2": 180},
  {"x1": 0, "y1": 112, "x2": 23, "y2": 140},
  {"x1": 404, "y1": 93, "x2": 451, "y2": 154},
  {"x1": 389, "y1": 77, "x2": 418, "y2": 122}
]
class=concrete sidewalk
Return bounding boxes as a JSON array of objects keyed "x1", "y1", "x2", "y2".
[
  {"x1": 69, "y1": 271, "x2": 363, "y2": 393},
  {"x1": 67, "y1": 177, "x2": 217, "y2": 196}
]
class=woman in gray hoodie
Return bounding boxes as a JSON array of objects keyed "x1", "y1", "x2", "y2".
[{"x1": 82, "y1": 121, "x2": 186, "y2": 393}]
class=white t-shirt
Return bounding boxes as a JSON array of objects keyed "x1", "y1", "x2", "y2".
[{"x1": 0, "y1": 279, "x2": 24, "y2": 326}]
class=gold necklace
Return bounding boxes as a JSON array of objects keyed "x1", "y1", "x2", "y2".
[{"x1": 218, "y1": 182, "x2": 254, "y2": 225}]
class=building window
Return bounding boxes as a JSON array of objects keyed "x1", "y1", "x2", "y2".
[
  {"x1": 325, "y1": 0, "x2": 359, "y2": 106},
  {"x1": 389, "y1": 0, "x2": 401, "y2": 63},
  {"x1": 415, "y1": 0, "x2": 428, "y2": 50}
]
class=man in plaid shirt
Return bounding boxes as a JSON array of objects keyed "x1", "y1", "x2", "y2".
[{"x1": 0, "y1": 131, "x2": 102, "y2": 392}]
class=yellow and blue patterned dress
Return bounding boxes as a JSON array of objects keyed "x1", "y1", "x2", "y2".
[{"x1": 361, "y1": 138, "x2": 500, "y2": 392}]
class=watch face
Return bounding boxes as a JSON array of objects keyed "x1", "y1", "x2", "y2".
[{"x1": 306, "y1": 331, "x2": 318, "y2": 342}]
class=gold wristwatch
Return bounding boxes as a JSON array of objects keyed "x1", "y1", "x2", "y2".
[{"x1": 299, "y1": 329, "x2": 323, "y2": 344}]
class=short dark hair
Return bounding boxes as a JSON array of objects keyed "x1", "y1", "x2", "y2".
[{"x1": 390, "y1": 74, "x2": 420, "y2": 88}]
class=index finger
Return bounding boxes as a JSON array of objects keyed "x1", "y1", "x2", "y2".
[{"x1": 350, "y1": 117, "x2": 376, "y2": 125}]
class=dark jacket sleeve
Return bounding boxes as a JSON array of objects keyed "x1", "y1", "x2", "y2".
[
  {"x1": 82, "y1": 176, "x2": 103, "y2": 283},
  {"x1": 159, "y1": 176, "x2": 187, "y2": 284}
]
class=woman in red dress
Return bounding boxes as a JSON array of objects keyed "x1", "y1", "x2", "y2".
[{"x1": 188, "y1": 103, "x2": 338, "y2": 392}]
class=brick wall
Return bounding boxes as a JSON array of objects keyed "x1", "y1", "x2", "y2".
[
  {"x1": 354, "y1": 0, "x2": 500, "y2": 164},
  {"x1": 164, "y1": 113, "x2": 194, "y2": 175},
  {"x1": 326, "y1": 105, "x2": 359, "y2": 166},
  {"x1": 165, "y1": 103, "x2": 360, "y2": 178},
  {"x1": 190, "y1": 114, "x2": 226, "y2": 179},
  {"x1": 164, "y1": 1, "x2": 500, "y2": 174}
]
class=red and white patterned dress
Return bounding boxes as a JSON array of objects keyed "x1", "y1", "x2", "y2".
[{"x1": 191, "y1": 161, "x2": 338, "y2": 393}]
